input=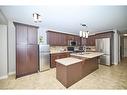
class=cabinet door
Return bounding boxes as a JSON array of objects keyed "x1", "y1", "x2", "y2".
[
  {"x1": 56, "y1": 33, "x2": 62, "y2": 45},
  {"x1": 50, "y1": 54, "x2": 58, "y2": 68},
  {"x1": 27, "y1": 45, "x2": 38, "y2": 73},
  {"x1": 16, "y1": 44, "x2": 27, "y2": 77},
  {"x1": 47, "y1": 31, "x2": 53, "y2": 45},
  {"x1": 67, "y1": 35, "x2": 75, "y2": 41},
  {"x1": 47, "y1": 32, "x2": 59, "y2": 46},
  {"x1": 60, "y1": 52, "x2": 70, "y2": 58},
  {"x1": 61, "y1": 34, "x2": 67, "y2": 46},
  {"x1": 74, "y1": 36, "x2": 81, "y2": 46},
  {"x1": 16, "y1": 24, "x2": 27, "y2": 44},
  {"x1": 27, "y1": 26, "x2": 38, "y2": 45},
  {"x1": 85, "y1": 35, "x2": 95, "y2": 46}
]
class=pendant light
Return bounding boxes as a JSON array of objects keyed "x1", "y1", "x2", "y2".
[
  {"x1": 33, "y1": 13, "x2": 42, "y2": 23},
  {"x1": 79, "y1": 24, "x2": 89, "y2": 38}
]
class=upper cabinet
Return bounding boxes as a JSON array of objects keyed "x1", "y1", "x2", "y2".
[
  {"x1": 74, "y1": 36, "x2": 81, "y2": 46},
  {"x1": 67, "y1": 35, "x2": 75, "y2": 41},
  {"x1": 95, "y1": 31, "x2": 114, "y2": 39},
  {"x1": 27, "y1": 26, "x2": 38, "y2": 45},
  {"x1": 16, "y1": 24, "x2": 27, "y2": 44},
  {"x1": 47, "y1": 31, "x2": 81, "y2": 46},
  {"x1": 47, "y1": 31, "x2": 61, "y2": 46},
  {"x1": 15, "y1": 23, "x2": 38, "y2": 45},
  {"x1": 86, "y1": 35, "x2": 95, "y2": 46},
  {"x1": 47, "y1": 30, "x2": 114, "y2": 46},
  {"x1": 61, "y1": 34, "x2": 68, "y2": 46}
]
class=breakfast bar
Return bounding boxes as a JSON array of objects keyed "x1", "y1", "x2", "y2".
[{"x1": 55, "y1": 52, "x2": 104, "y2": 88}]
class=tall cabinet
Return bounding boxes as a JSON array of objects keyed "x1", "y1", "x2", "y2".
[{"x1": 14, "y1": 22, "x2": 38, "y2": 78}]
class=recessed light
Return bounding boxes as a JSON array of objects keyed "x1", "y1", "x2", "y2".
[{"x1": 123, "y1": 34, "x2": 127, "y2": 36}]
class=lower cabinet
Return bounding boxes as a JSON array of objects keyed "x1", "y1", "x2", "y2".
[
  {"x1": 82, "y1": 57, "x2": 98, "y2": 77},
  {"x1": 16, "y1": 45, "x2": 38, "y2": 78},
  {"x1": 56, "y1": 57, "x2": 99, "y2": 88},
  {"x1": 50, "y1": 52, "x2": 70, "y2": 68}
]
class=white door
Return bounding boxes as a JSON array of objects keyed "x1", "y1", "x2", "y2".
[{"x1": 0, "y1": 25, "x2": 8, "y2": 79}]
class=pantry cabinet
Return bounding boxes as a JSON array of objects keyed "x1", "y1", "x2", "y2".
[{"x1": 14, "y1": 22, "x2": 38, "y2": 78}]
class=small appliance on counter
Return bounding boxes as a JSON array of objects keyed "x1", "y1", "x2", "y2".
[
  {"x1": 67, "y1": 46, "x2": 74, "y2": 52},
  {"x1": 39, "y1": 44, "x2": 50, "y2": 71},
  {"x1": 67, "y1": 46, "x2": 84, "y2": 53}
]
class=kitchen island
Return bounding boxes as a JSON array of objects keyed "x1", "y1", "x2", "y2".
[{"x1": 55, "y1": 52, "x2": 104, "y2": 88}]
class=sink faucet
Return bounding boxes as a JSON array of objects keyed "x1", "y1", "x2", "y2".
[
  {"x1": 83, "y1": 45, "x2": 86, "y2": 53},
  {"x1": 80, "y1": 45, "x2": 86, "y2": 55}
]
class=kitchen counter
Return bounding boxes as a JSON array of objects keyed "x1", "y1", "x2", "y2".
[
  {"x1": 50, "y1": 51, "x2": 72, "y2": 54},
  {"x1": 70, "y1": 52, "x2": 104, "y2": 59},
  {"x1": 55, "y1": 57, "x2": 82, "y2": 66}
]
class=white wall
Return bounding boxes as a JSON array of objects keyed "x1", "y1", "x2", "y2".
[
  {"x1": 0, "y1": 10, "x2": 8, "y2": 24},
  {"x1": 124, "y1": 37, "x2": 127, "y2": 57},
  {"x1": 38, "y1": 27, "x2": 48, "y2": 45},
  {"x1": 8, "y1": 21, "x2": 16, "y2": 74},
  {"x1": 0, "y1": 25, "x2": 8, "y2": 79}
]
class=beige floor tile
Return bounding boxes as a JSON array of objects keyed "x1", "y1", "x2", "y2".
[{"x1": 0, "y1": 58, "x2": 127, "y2": 89}]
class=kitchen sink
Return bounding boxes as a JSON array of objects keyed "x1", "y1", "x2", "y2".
[{"x1": 78, "y1": 52, "x2": 92, "y2": 55}]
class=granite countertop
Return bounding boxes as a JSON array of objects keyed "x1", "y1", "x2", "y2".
[
  {"x1": 50, "y1": 51, "x2": 72, "y2": 54},
  {"x1": 55, "y1": 57, "x2": 82, "y2": 66},
  {"x1": 70, "y1": 52, "x2": 104, "y2": 59}
]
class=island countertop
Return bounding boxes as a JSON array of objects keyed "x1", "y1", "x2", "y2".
[
  {"x1": 55, "y1": 57, "x2": 82, "y2": 66},
  {"x1": 70, "y1": 52, "x2": 104, "y2": 59}
]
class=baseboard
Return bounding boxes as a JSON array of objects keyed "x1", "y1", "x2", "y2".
[
  {"x1": 0, "y1": 75, "x2": 8, "y2": 80},
  {"x1": 113, "y1": 63, "x2": 118, "y2": 65},
  {"x1": 8, "y1": 71, "x2": 16, "y2": 75}
]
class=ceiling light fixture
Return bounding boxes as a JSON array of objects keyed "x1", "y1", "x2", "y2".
[
  {"x1": 123, "y1": 34, "x2": 127, "y2": 36},
  {"x1": 33, "y1": 13, "x2": 42, "y2": 23},
  {"x1": 79, "y1": 24, "x2": 89, "y2": 38}
]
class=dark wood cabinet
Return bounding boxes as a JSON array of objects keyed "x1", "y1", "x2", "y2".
[
  {"x1": 50, "y1": 52, "x2": 70, "y2": 68},
  {"x1": 95, "y1": 31, "x2": 114, "y2": 39},
  {"x1": 27, "y1": 26, "x2": 38, "y2": 45},
  {"x1": 16, "y1": 44, "x2": 27, "y2": 76},
  {"x1": 67, "y1": 35, "x2": 75, "y2": 41},
  {"x1": 74, "y1": 36, "x2": 81, "y2": 46},
  {"x1": 27, "y1": 45, "x2": 38, "y2": 74},
  {"x1": 47, "y1": 31, "x2": 62, "y2": 46},
  {"x1": 61, "y1": 34, "x2": 68, "y2": 46},
  {"x1": 16, "y1": 24, "x2": 27, "y2": 44},
  {"x1": 14, "y1": 22, "x2": 38, "y2": 78},
  {"x1": 86, "y1": 35, "x2": 95, "y2": 46},
  {"x1": 47, "y1": 30, "x2": 114, "y2": 47},
  {"x1": 47, "y1": 30, "x2": 81, "y2": 46}
]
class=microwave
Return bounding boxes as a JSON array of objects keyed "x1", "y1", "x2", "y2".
[{"x1": 69, "y1": 40, "x2": 77, "y2": 46}]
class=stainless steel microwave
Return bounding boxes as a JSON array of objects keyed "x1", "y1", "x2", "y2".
[{"x1": 68, "y1": 40, "x2": 77, "y2": 46}]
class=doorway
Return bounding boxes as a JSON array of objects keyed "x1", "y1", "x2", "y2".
[{"x1": 120, "y1": 33, "x2": 127, "y2": 62}]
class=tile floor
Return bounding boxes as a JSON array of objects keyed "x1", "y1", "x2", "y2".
[{"x1": 0, "y1": 58, "x2": 127, "y2": 89}]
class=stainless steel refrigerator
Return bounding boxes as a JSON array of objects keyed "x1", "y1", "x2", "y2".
[
  {"x1": 96, "y1": 38, "x2": 111, "y2": 66},
  {"x1": 39, "y1": 45, "x2": 50, "y2": 71}
]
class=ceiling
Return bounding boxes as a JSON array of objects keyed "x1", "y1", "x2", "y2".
[{"x1": 0, "y1": 6, "x2": 127, "y2": 35}]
